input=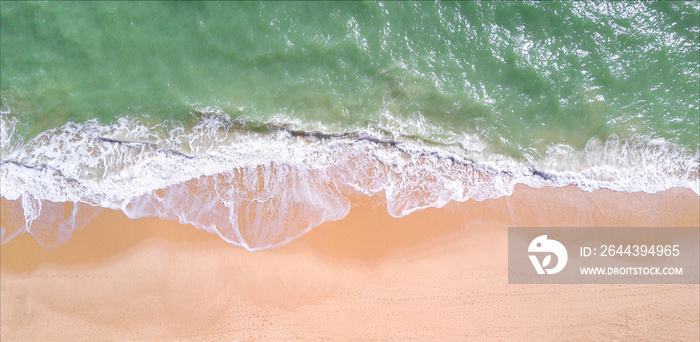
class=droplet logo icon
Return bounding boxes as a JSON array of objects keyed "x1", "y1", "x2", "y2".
[{"x1": 528, "y1": 235, "x2": 568, "y2": 275}]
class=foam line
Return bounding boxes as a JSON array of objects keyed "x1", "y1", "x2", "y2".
[{"x1": 1, "y1": 113, "x2": 698, "y2": 249}]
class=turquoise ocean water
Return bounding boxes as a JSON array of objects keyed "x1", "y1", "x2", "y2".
[{"x1": 1, "y1": 1, "x2": 698, "y2": 249}]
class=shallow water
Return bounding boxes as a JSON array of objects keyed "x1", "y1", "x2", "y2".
[{"x1": 1, "y1": 1, "x2": 698, "y2": 248}]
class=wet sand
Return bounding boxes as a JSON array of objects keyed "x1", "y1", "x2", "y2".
[{"x1": 1, "y1": 185, "x2": 699, "y2": 341}]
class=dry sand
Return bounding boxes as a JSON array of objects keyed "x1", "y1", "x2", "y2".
[{"x1": 1, "y1": 185, "x2": 699, "y2": 341}]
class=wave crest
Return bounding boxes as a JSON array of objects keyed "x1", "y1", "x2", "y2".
[{"x1": 1, "y1": 113, "x2": 698, "y2": 249}]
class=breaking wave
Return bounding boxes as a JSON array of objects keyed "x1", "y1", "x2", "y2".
[{"x1": 1, "y1": 111, "x2": 698, "y2": 249}]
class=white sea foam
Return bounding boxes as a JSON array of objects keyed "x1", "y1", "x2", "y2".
[{"x1": 1, "y1": 112, "x2": 697, "y2": 249}]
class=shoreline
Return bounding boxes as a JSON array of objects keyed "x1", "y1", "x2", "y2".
[{"x1": 2, "y1": 185, "x2": 699, "y2": 340}]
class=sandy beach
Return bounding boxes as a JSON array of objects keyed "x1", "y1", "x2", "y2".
[
  {"x1": 2, "y1": 2, "x2": 699, "y2": 341},
  {"x1": 1, "y1": 185, "x2": 699, "y2": 341}
]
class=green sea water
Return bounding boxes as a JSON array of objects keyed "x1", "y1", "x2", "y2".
[
  {"x1": 1, "y1": 1, "x2": 699, "y2": 249},
  {"x1": 2, "y1": 1, "x2": 698, "y2": 154}
]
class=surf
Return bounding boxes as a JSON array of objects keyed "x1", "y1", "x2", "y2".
[{"x1": 1, "y1": 111, "x2": 697, "y2": 249}]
